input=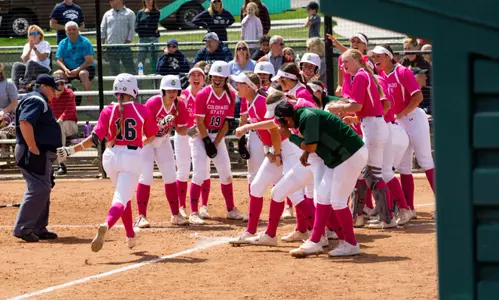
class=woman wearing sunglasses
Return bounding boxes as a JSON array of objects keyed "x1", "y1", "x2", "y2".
[
  {"x1": 228, "y1": 41, "x2": 256, "y2": 83},
  {"x1": 192, "y1": 0, "x2": 235, "y2": 42},
  {"x1": 11, "y1": 25, "x2": 51, "y2": 90}
]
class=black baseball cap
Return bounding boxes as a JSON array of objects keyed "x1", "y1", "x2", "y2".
[
  {"x1": 306, "y1": 1, "x2": 319, "y2": 10},
  {"x1": 274, "y1": 101, "x2": 295, "y2": 118},
  {"x1": 411, "y1": 67, "x2": 427, "y2": 75},
  {"x1": 36, "y1": 74, "x2": 61, "y2": 91}
]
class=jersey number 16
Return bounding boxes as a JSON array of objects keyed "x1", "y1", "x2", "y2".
[{"x1": 115, "y1": 118, "x2": 137, "y2": 141}]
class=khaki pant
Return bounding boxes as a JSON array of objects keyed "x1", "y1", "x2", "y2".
[{"x1": 59, "y1": 120, "x2": 78, "y2": 146}]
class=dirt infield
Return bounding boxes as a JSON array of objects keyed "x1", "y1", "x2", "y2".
[{"x1": 0, "y1": 177, "x2": 437, "y2": 300}]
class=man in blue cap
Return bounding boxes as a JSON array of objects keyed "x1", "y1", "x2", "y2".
[
  {"x1": 193, "y1": 32, "x2": 233, "y2": 64},
  {"x1": 13, "y1": 74, "x2": 63, "y2": 242},
  {"x1": 156, "y1": 38, "x2": 190, "y2": 76}
]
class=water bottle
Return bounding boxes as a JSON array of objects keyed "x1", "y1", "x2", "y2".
[
  {"x1": 84, "y1": 121, "x2": 91, "y2": 138},
  {"x1": 138, "y1": 62, "x2": 144, "y2": 76}
]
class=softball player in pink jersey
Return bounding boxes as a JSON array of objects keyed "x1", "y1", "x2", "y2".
[
  {"x1": 57, "y1": 74, "x2": 158, "y2": 252},
  {"x1": 134, "y1": 75, "x2": 190, "y2": 228},
  {"x1": 328, "y1": 49, "x2": 396, "y2": 229},
  {"x1": 254, "y1": 61, "x2": 275, "y2": 90},
  {"x1": 230, "y1": 92, "x2": 314, "y2": 246},
  {"x1": 175, "y1": 68, "x2": 211, "y2": 223},
  {"x1": 369, "y1": 45, "x2": 435, "y2": 218},
  {"x1": 190, "y1": 61, "x2": 245, "y2": 221}
]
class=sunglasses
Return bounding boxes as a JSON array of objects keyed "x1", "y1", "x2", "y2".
[
  {"x1": 237, "y1": 47, "x2": 248, "y2": 51},
  {"x1": 29, "y1": 31, "x2": 40, "y2": 36},
  {"x1": 167, "y1": 44, "x2": 177, "y2": 48}
]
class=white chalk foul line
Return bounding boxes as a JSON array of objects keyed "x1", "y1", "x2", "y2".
[{"x1": 7, "y1": 237, "x2": 231, "y2": 300}]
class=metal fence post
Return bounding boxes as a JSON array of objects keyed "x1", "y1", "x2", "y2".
[
  {"x1": 324, "y1": 15, "x2": 334, "y2": 96},
  {"x1": 95, "y1": 0, "x2": 106, "y2": 178}
]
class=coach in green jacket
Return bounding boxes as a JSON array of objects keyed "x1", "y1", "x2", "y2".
[{"x1": 274, "y1": 102, "x2": 368, "y2": 258}]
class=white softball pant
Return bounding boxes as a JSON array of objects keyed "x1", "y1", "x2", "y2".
[
  {"x1": 139, "y1": 135, "x2": 176, "y2": 185},
  {"x1": 381, "y1": 122, "x2": 410, "y2": 182},
  {"x1": 397, "y1": 108, "x2": 434, "y2": 174},
  {"x1": 316, "y1": 146, "x2": 368, "y2": 209},
  {"x1": 273, "y1": 152, "x2": 320, "y2": 203},
  {"x1": 250, "y1": 139, "x2": 304, "y2": 204},
  {"x1": 191, "y1": 133, "x2": 232, "y2": 185},
  {"x1": 102, "y1": 145, "x2": 142, "y2": 206},
  {"x1": 174, "y1": 134, "x2": 211, "y2": 183},
  {"x1": 247, "y1": 130, "x2": 265, "y2": 184},
  {"x1": 361, "y1": 116, "x2": 389, "y2": 168}
]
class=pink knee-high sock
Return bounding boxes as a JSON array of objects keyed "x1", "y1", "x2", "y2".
[
  {"x1": 304, "y1": 197, "x2": 315, "y2": 230},
  {"x1": 247, "y1": 195, "x2": 263, "y2": 234},
  {"x1": 265, "y1": 200, "x2": 285, "y2": 238},
  {"x1": 176, "y1": 180, "x2": 188, "y2": 208},
  {"x1": 106, "y1": 202, "x2": 125, "y2": 229},
  {"x1": 387, "y1": 177, "x2": 409, "y2": 209},
  {"x1": 327, "y1": 210, "x2": 344, "y2": 240},
  {"x1": 221, "y1": 183, "x2": 235, "y2": 212},
  {"x1": 136, "y1": 183, "x2": 151, "y2": 217},
  {"x1": 400, "y1": 174, "x2": 415, "y2": 210},
  {"x1": 286, "y1": 198, "x2": 293, "y2": 207},
  {"x1": 425, "y1": 168, "x2": 435, "y2": 193},
  {"x1": 201, "y1": 179, "x2": 211, "y2": 206},
  {"x1": 335, "y1": 208, "x2": 357, "y2": 246},
  {"x1": 294, "y1": 200, "x2": 308, "y2": 233},
  {"x1": 310, "y1": 204, "x2": 332, "y2": 243},
  {"x1": 164, "y1": 183, "x2": 180, "y2": 216},
  {"x1": 121, "y1": 201, "x2": 135, "y2": 238},
  {"x1": 190, "y1": 183, "x2": 202, "y2": 213},
  {"x1": 374, "y1": 180, "x2": 393, "y2": 218}
]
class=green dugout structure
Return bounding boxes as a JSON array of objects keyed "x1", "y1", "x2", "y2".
[{"x1": 320, "y1": 1, "x2": 499, "y2": 299}]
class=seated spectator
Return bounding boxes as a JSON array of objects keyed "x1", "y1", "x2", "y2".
[
  {"x1": 400, "y1": 37, "x2": 431, "y2": 85},
  {"x1": 192, "y1": 0, "x2": 235, "y2": 42},
  {"x1": 251, "y1": 35, "x2": 270, "y2": 61},
  {"x1": 283, "y1": 47, "x2": 296, "y2": 63},
  {"x1": 240, "y1": 0, "x2": 271, "y2": 35},
  {"x1": 421, "y1": 44, "x2": 432, "y2": 65},
  {"x1": 0, "y1": 63, "x2": 18, "y2": 157},
  {"x1": 49, "y1": 74, "x2": 78, "y2": 175},
  {"x1": 258, "y1": 35, "x2": 285, "y2": 75},
  {"x1": 241, "y1": 2, "x2": 263, "y2": 50},
  {"x1": 11, "y1": 25, "x2": 51, "y2": 90},
  {"x1": 193, "y1": 32, "x2": 233, "y2": 64},
  {"x1": 306, "y1": 37, "x2": 327, "y2": 83},
  {"x1": 229, "y1": 41, "x2": 256, "y2": 79},
  {"x1": 54, "y1": 21, "x2": 95, "y2": 105},
  {"x1": 412, "y1": 67, "x2": 432, "y2": 115},
  {"x1": 157, "y1": 38, "x2": 190, "y2": 76}
]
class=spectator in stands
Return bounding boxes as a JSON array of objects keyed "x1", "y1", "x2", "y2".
[
  {"x1": 192, "y1": 0, "x2": 235, "y2": 42},
  {"x1": 251, "y1": 35, "x2": 270, "y2": 61},
  {"x1": 136, "y1": 0, "x2": 160, "y2": 74},
  {"x1": 13, "y1": 74, "x2": 62, "y2": 243},
  {"x1": 49, "y1": 74, "x2": 77, "y2": 175},
  {"x1": 193, "y1": 32, "x2": 233, "y2": 64},
  {"x1": 412, "y1": 67, "x2": 432, "y2": 115},
  {"x1": 400, "y1": 37, "x2": 431, "y2": 85},
  {"x1": 101, "y1": 0, "x2": 136, "y2": 75},
  {"x1": 54, "y1": 21, "x2": 95, "y2": 105},
  {"x1": 229, "y1": 41, "x2": 256, "y2": 78},
  {"x1": 241, "y1": 2, "x2": 263, "y2": 50},
  {"x1": 240, "y1": 0, "x2": 271, "y2": 35},
  {"x1": 49, "y1": 0, "x2": 85, "y2": 45},
  {"x1": 0, "y1": 63, "x2": 18, "y2": 157},
  {"x1": 283, "y1": 47, "x2": 296, "y2": 63},
  {"x1": 259, "y1": 35, "x2": 285, "y2": 74},
  {"x1": 421, "y1": 44, "x2": 432, "y2": 65},
  {"x1": 306, "y1": 37, "x2": 326, "y2": 83},
  {"x1": 305, "y1": 1, "x2": 321, "y2": 38},
  {"x1": 156, "y1": 38, "x2": 190, "y2": 75},
  {"x1": 11, "y1": 25, "x2": 51, "y2": 90}
]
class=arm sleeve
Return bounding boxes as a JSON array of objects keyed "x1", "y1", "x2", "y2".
[
  {"x1": 224, "y1": 47, "x2": 234, "y2": 62},
  {"x1": 38, "y1": 41, "x2": 51, "y2": 54},
  {"x1": 56, "y1": 41, "x2": 64, "y2": 59},
  {"x1": 350, "y1": 74, "x2": 368, "y2": 105},
  {"x1": 192, "y1": 10, "x2": 208, "y2": 27},
  {"x1": 289, "y1": 134, "x2": 304, "y2": 148},
  {"x1": 226, "y1": 10, "x2": 235, "y2": 27},
  {"x1": 100, "y1": 13, "x2": 107, "y2": 40},
  {"x1": 7, "y1": 82, "x2": 18, "y2": 102},
  {"x1": 226, "y1": 97, "x2": 236, "y2": 119},
  {"x1": 49, "y1": 5, "x2": 60, "y2": 20},
  {"x1": 310, "y1": 15, "x2": 321, "y2": 25},
  {"x1": 78, "y1": 6, "x2": 85, "y2": 24},
  {"x1": 143, "y1": 110, "x2": 159, "y2": 138},
  {"x1": 401, "y1": 68, "x2": 421, "y2": 96},
  {"x1": 128, "y1": 11, "x2": 136, "y2": 41},
  {"x1": 135, "y1": 10, "x2": 141, "y2": 33},
  {"x1": 21, "y1": 43, "x2": 29, "y2": 59},
  {"x1": 86, "y1": 39, "x2": 95, "y2": 56},
  {"x1": 60, "y1": 90, "x2": 77, "y2": 120},
  {"x1": 257, "y1": 19, "x2": 263, "y2": 38},
  {"x1": 92, "y1": 106, "x2": 111, "y2": 141},
  {"x1": 260, "y1": 5, "x2": 271, "y2": 34},
  {"x1": 193, "y1": 50, "x2": 202, "y2": 65},
  {"x1": 176, "y1": 101, "x2": 189, "y2": 127},
  {"x1": 18, "y1": 99, "x2": 44, "y2": 126},
  {"x1": 194, "y1": 90, "x2": 207, "y2": 117},
  {"x1": 239, "y1": 97, "x2": 248, "y2": 115}
]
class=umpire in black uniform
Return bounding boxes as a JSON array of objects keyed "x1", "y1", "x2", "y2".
[{"x1": 13, "y1": 74, "x2": 62, "y2": 242}]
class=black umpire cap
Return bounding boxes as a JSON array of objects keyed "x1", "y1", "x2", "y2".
[{"x1": 274, "y1": 101, "x2": 295, "y2": 119}]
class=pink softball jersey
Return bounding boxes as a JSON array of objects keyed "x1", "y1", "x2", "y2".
[
  {"x1": 385, "y1": 64, "x2": 421, "y2": 115},
  {"x1": 194, "y1": 85, "x2": 236, "y2": 130},
  {"x1": 349, "y1": 69, "x2": 385, "y2": 119}
]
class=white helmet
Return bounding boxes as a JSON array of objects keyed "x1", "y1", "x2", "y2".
[
  {"x1": 160, "y1": 75, "x2": 182, "y2": 91},
  {"x1": 300, "y1": 53, "x2": 321, "y2": 69},
  {"x1": 113, "y1": 73, "x2": 139, "y2": 98},
  {"x1": 209, "y1": 61, "x2": 230, "y2": 78},
  {"x1": 254, "y1": 61, "x2": 275, "y2": 76}
]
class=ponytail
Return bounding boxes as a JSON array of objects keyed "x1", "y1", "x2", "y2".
[
  {"x1": 298, "y1": 73, "x2": 322, "y2": 108},
  {"x1": 223, "y1": 78, "x2": 234, "y2": 104},
  {"x1": 110, "y1": 94, "x2": 125, "y2": 147},
  {"x1": 361, "y1": 60, "x2": 384, "y2": 97}
]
